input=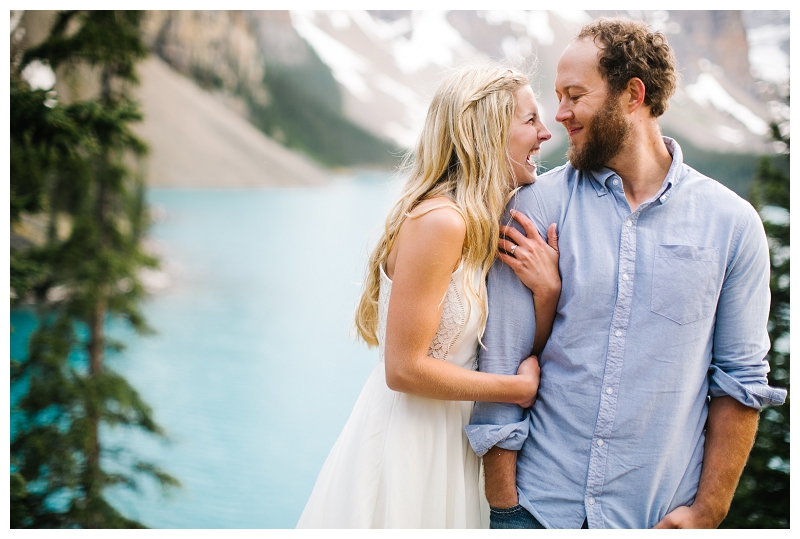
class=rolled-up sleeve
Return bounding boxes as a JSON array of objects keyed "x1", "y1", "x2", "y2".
[
  {"x1": 709, "y1": 206, "x2": 787, "y2": 408},
  {"x1": 467, "y1": 221, "x2": 539, "y2": 456}
]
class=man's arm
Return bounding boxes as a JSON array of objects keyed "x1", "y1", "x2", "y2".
[
  {"x1": 654, "y1": 396, "x2": 758, "y2": 528},
  {"x1": 483, "y1": 447, "x2": 519, "y2": 508},
  {"x1": 655, "y1": 203, "x2": 785, "y2": 528},
  {"x1": 466, "y1": 209, "x2": 541, "y2": 498}
]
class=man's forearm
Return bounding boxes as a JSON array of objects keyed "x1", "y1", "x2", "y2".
[
  {"x1": 656, "y1": 395, "x2": 760, "y2": 528},
  {"x1": 693, "y1": 395, "x2": 759, "y2": 525},
  {"x1": 483, "y1": 446, "x2": 519, "y2": 508}
]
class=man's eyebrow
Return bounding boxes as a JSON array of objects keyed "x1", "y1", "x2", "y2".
[{"x1": 555, "y1": 84, "x2": 588, "y2": 93}]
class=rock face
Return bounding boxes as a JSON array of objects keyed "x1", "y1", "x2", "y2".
[
  {"x1": 143, "y1": 11, "x2": 270, "y2": 107},
  {"x1": 13, "y1": 10, "x2": 789, "y2": 187},
  {"x1": 666, "y1": 11, "x2": 755, "y2": 93},
  {"x1": 282, "y1": 10, "x2": 787, "y2": 155},
  {"x1": 12, "y1": 10, "x2": 330, "y2": 188},
  {"x1": 132, "y1": 55, "x2": 327, "y2": 188}
]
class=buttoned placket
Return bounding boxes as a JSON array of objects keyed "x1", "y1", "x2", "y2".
[
  {"x1": 583, "y1": 177, "x2": 672, "y2": 528},
  {"x1": 582, "y1": 176, "x2": 645, "y2": 527}
]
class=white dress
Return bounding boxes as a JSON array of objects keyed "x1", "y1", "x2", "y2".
[{"x1": 296, "y1": 263, "x2": 489, "y2": 528}]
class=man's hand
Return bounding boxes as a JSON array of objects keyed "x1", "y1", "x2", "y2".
[
  {"x1": 652, "y1": 506, "x2": 720, "y2": 529},
  {"x1": 653, "y1": 396, "x2": 759, "y2": 529},
  {"x1": 483, "y1": 446, "x2": 519, "y2": 508}
]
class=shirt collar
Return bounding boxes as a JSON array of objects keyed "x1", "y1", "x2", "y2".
[
  {"x1": 657, "y1": 137, "x2": 684, "y2": 205},
  {"x1": 583, "y1": 136, "x2": 685, "y2": 203}
]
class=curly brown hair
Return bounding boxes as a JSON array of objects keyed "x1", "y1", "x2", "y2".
[{"x1": 577, "y1": 17, "x2": 678, "y2": 117}]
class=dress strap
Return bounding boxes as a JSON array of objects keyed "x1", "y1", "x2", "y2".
[{"x1": 407, "y1": 203, "x2": 464, "y2": 220}]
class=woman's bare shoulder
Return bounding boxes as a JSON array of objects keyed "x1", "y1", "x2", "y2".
[
  {"x1": 389, "y1": 198, "x2": 465, "y2": 277},
  {"x1": 406, "y1": 197, "x2": 466, "y2": 241}
]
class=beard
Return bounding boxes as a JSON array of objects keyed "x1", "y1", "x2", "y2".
[{"x1": 567, "y1": 93, "x2": 631, "y2": 172}]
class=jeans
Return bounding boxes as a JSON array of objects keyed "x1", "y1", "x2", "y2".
[
  {"x1": 489, "y1": 504, "x2": 589, "y2": 529},
  {"x1": 489, "y1": 505, "x2": 545, "y2": 529}
]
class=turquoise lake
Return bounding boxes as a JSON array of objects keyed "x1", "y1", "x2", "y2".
[{"x1": 12, "y1": 172, "x2": 400, "y2": 528}]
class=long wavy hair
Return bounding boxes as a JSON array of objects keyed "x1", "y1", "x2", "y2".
[{"x1": 355, "y1": 65, "x2": 530, "y2": 347}]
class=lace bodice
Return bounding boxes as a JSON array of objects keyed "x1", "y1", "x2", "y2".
[{"x1": 377, "y1": 264, "x2": 481, "y2": 370}]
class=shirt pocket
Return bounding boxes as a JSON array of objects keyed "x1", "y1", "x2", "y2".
[{"x1": 651, "y1": 244, "x2": 720, "y2": 325}]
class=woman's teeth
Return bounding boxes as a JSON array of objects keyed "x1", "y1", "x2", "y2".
[{"x1": 526, "y1": 151, "x2": 537, "y2": 168}]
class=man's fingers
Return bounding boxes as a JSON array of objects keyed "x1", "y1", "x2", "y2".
[{"x1": 547, "y1": 223, "x2": 559, "y2": 253}]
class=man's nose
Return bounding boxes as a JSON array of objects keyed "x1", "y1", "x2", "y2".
[{"x1": 555, "y1": 98, "x2": 571, "y2": 123}]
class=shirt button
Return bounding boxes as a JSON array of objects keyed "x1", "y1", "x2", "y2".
[
  {"x1": 622, "y1": 273, "x2": 629, "y2": 280},
  {"x1": 625, "y1": 220, "x2": 632, "y2": 227},
  {"x1": 612, "y1": 179, "x2": 619, "y2": 186},
  {"x1": 588, "y1": 497, "x2": 595, "y2": 505},
  {"x1": 606, "y1": 387, "x2": 613, "y2": 395},
  {"x1": 660, "y1": 195, "x2": 667, "y2": 203},
  {"x1": 597, "y1": 439, "x2": 604, "y2": 446},
  {"x1": 615, "y1": 330, "x2": 622, "y2": 337}
]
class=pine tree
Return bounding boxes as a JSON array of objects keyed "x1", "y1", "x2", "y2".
[
  {"x1": 11, "y1": 11, "x2": 178, "y2": 528},
  {"x1": 722, "y1": 109, "x2": 790, "y2": 528}
]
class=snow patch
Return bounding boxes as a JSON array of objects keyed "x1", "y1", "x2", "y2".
[
  {"x1": 290, "y1": 11, "x2": 373, "y2": 102},
  {"x1": 481, "y1": 10, "x2": 554, "y2": 46},
  {"x1": 550, "y1": 10, "x2": 591, "y2": 25},
  {"x1": 328, "y1": 10, "x2": 351, "y2": 30},
  {"x1": 384, "y1": 121, "x2": 419, "y2": 150},
  {"x1": 745, "y1": 23, "x2": 790, "y2": 84},
  {"x1": 374, "y1": 74, "x2": 422, "y2": 109},
  {"x1": 715, "y1": 125, "x2": 745, "y2": 145},
  {"x1": 391, "y1": 11, "x2": 474, "y2": 74},
  {"x1": 685, "y1": 72, "x2": 768, "y2": 136}
]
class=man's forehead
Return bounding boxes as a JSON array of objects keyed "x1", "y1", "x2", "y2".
[
  {"x1": 556, "y1": 38, "x2": 602, "y2": 86},
  {"x1": 560, "y1": 38, "x2": 601, "y2": 66}
]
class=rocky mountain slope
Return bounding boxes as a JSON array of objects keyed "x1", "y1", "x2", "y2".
[
  {"x1": 133, "y1": 55, "x2": 328, "y2": 188},
  {"x1": 140, "y1": 10, "x2": 399, "y2": 169},
  {"x1": 292, "y1": 10, "x2": 788, "y2": 157},
  {"x1": 14, "y1": 10, "x2": 789, "y2": 190}
]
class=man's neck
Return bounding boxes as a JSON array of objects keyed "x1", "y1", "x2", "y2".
[{"x1": 606, "y1": 123, "x2": 673, "y2": 212}]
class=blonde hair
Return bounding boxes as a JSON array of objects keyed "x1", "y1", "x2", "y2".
[{"x1": 355, "y1": 65, "x2": 530, "y2": 347}]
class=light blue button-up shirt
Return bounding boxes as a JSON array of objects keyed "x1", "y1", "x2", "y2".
[{"x1": 466, "y1": 138, "x2": 787, "y2": 529}]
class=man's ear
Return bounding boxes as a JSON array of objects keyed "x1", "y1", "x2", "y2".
[{"x1": 625, "y1": 78, "x2": 646, "y2": 113}]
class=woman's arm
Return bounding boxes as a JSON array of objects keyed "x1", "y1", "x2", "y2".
[
  {"x1": 497, "y1": 209, "x2": 561, "y2": 356},
  {"x1": 383, "y1": 203, "x2": 539, "y2": 406}
]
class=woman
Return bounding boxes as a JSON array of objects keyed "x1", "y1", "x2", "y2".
[{"x1": 297, "y1": 66, "x2": 559, "y2": 528}]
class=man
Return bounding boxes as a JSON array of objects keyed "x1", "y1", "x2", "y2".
[{"x1": 466, "y1": 17, "x2": 787, "y2": 529}]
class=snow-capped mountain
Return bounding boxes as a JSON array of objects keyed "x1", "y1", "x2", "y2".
[{"x1": 290, "y1": 10, "x2": 789, "y2": 156}]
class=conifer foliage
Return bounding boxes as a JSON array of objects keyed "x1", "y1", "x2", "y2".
[
  {"x1": 11, "y1": 11, "x2": 178, "y2": 528},
  {"x1": 722, "y1": 109, "x2": 790, "y2": 528}
]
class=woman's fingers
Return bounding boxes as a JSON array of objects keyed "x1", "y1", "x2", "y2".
[
  {"x1": 547, "y1": 223, "x2": 559, "y2": 253},
  {"x1": 497, "y1": 250, "x2": 516, "y2": 267},
  {"x1": 499, "y1": 225, "x2": 528, "y2": 246},
  {"x1": 498, "y1": 237, "x2": 518, "y2": 255},
  {"x1": 510, "y1": 210, "x2": 542, "y2": 242}
]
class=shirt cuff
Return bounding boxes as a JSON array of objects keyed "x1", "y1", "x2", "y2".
[
  {"x1": 708, "y1": 364, "x2": 787, "y2": 409},
  {"x1": 465, "y1": 418, "x2": 530, "y2": 457}
]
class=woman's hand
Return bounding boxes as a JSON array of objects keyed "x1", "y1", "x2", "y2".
[
  {"x1": 515, "y1": 355, "x2": 540, "y2": 408},
  {"x1": 498, "y1": 210, "x2": 561, "y2": 298}
]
